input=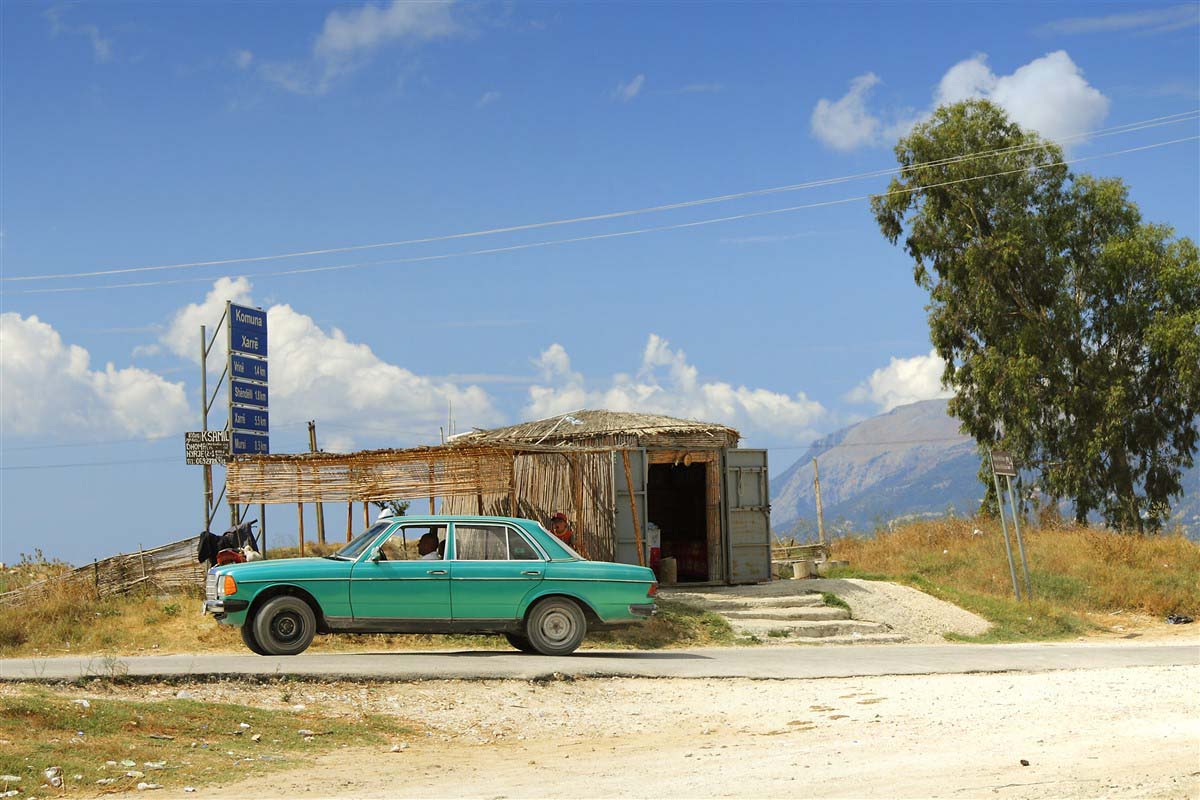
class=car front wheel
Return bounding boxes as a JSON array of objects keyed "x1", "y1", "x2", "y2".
[
  {"x1": 504, "y1": 632, "x2": 539, "y2": 654},
  {"x1": 525, "y1": 597, "x2": 586, "y2": 656},
  {"x1": 252, "y1": 596, "x2": 317, "y2": 656},
  {"x1": 240, "y1": 622, "x2": 269, "y2": 656}
]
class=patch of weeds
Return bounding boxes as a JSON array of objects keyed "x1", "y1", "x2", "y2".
[
  {"x1": 586, "y1": 599, "x2": 736, "y2": 649},
  {"x1": 766, "y1": 629, "x2": 791, "y2": 638},
  {"x1": 821, "y1": 592, "x2": 850, "y2": 612},
  {"x1": 0, "y1": 688, "x2": 403, "y2": 796},
  {"x1": 161, "y1": 603, "x2": 182, "y2": 617}
]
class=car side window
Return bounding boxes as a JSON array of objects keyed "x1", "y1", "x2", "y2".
[
  {"x1": 377, "y1": 525, "x2": 446, "y2": 561},
  {"x1": 453, "y1": 525, "x2": 542, "y2": 561}
]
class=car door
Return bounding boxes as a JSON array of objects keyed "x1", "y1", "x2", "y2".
[
  {"x1": 350, "y1": 524, "x2": 451, "y2": 621},
  {"x1": 449, "y1": 523, "x2": 546, "y2": 621}
]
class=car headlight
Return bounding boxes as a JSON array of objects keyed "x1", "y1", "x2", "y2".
[{"x1": 214, "y1": 574, "x2": 237, "y2": 597}]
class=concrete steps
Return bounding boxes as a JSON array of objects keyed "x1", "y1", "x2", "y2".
[
  {"x1": 730, "y1": 618, "x2": 894, "y2": 639},
  {"x1": 660, "y1": 585, "x2": 905, "y2": 645},
  {"x1": 721, "y1": 606, "x2": 850, "y2": 622}
]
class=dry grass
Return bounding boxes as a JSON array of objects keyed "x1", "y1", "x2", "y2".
[{"x1": 826, "y1": 518, "x2": 1199, "y2": 641}]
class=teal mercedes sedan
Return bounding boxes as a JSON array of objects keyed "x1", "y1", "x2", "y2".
[{"x1": 204, "y1": 515, "x2": 657, "y2": 656}]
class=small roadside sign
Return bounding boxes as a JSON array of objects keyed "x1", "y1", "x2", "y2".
[
  {"x1": 229, "y1": 304, "x2": 267, "y2": 357},
  {"x1": 185, "y1": 430, "x2": 231, "y2": 465},
  {"x1": 231, "y1": 406, "x2": 269, "y2": 434},
  {"x1": 990, "y1": 449, "x2": 1018, "y2": 477},
  {"x1": 232, "y1": 431, "x2": 270, "y2": 456},
  {"x1": 230, "y1": 353, "x2": 268, "y2": 383},
  {"x1": 231, "y1": 379, "x2": 268, "y2": 408}
]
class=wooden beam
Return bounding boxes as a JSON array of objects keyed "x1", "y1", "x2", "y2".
[
  {"x1": 621, "y1": 450, "x2": 645, "y2": 567},
  {"x1": 297, "y1": 503, "x2": 305, "y2": 557},
  {"x1": 345, "y1": 501, "x2": 352, "y2": 542},
  {"x1": 571, "y1": 453, "x2": 585, "y2": 558},
  {"x1": 707, "y1": 458, "x2": 722, "y2": 582},
  {"x1": 509, "y1": 457, "x2": 519, "y2": 517}
]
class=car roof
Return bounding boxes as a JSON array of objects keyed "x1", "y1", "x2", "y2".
[{"x1": 383, "y1": 516, "x2": 537, "y2": 525}]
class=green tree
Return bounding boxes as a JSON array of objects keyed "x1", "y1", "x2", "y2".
[{"x1": 871, "y1": 100, "x2": 1199, "y2": 531}]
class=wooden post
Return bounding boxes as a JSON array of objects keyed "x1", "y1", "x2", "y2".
[
  {"x1": 571, "y1": 453, "x2": 585, "y2": 557},
  {"x1": 621, "y1": 450, "x2": 645, "y2": 567},
  {"x1": 308, "y1": 421, "x2": 327, "y2": 545},
  {"x1": 475, "y1": 458, "x2": 484, "y2": 515},
  {"x1": 260, "y1": 504, "x2": 267, "y2": 558},
  {"x1": 509, "y1": 457, "x2": 519, "y2": 517},
  {"x1": 706, "y1": 456, "x2": 722, "y2": 582},
  {"x1": 362, "y1": 502, "x2": 369, "y2": 529},
  {"x1": 297, "y1": 503, "x2": 305, "y2": 557},
  {"x1": 93, "y1": 559, "x2": 99, "y2": 600},
  {"x1": 139, "y1": 545, "x2": 147, "y2": 580},
  {"x1": 346, "y1": 501, "x2": 353, "y2": 541},
  {"x1": 429, "y1": 464, "x2": 436, "y2": 514},
  {"x1": 813, "y1": 458, "x2": 826, "y2": 549}
]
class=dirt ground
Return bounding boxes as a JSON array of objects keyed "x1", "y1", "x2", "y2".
[{"x1": 75, "y1": 661, "x2": 1200, "y2": 800}]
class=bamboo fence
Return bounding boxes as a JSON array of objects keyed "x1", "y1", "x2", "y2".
[{"x1": 0, "y1": 537, "x2": 206, "y2": 607}]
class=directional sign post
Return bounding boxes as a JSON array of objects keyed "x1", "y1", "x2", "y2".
[
  {"x1": 227, "y1": 302, "x2": 269, "y2": 467},
  {"x1": 990, "y1": 449, "x2": 1032, "y2": 600}
]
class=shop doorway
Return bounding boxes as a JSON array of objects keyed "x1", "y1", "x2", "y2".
[{"x1": 647, "y1": 462, "x2": 709, "y2": 582}]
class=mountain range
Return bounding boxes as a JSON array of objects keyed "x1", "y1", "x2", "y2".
[{"x1": 769, "y1": 399, "x2": 1199, "y2": 539}]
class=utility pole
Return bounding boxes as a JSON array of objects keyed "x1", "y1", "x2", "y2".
[
  {"x1": 308, "y1": 420, "x2": 326, "y2": 544},
  {"x1": 200, "y1": 326, "x2": 213, "y2": 532},
  {"x1": 813, "y1": 458, "x2": 826, "y2": 549}
]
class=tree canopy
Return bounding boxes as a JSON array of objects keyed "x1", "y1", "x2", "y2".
[{"x1": 871, "y1": 100, "x2": 1199, "y2": 532}]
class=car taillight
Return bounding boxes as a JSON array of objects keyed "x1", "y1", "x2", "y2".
[
  {"x1": 223, "y1": 575, "x2": 238, "y2": 596},
  {"x1": 647, "y1": 583, "x2": 658, "y2": 598}
]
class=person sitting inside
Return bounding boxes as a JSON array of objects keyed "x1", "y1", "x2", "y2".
[
  {"x1": 548, "y1": 512, "x2": 574, "y2": 547},
  {"x1": 418, "y1": 532, "x2": 442, "y2": 560}
]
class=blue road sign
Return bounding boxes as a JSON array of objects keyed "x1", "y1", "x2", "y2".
[
  {"x1": 231, "y1": 379, "x2": 268, "y2": 408},
  {"x1": 231, "y1": 406, "x2": 269, "y2": 434},
  {"x1": 230, "y1": 353, "x2": 268, "y2": 384},
  {"x1": 232, "y1": 431, "x2": 269, "y2": 456},
  {"x1": 230, "y1": 304, "x2": 267, "y2": 357}
]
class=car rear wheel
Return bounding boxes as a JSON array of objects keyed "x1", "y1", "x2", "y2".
[
  {"x1": 525, "y1": 597, "x2": 586, "y2": 656},
  {"x1": 504, "y1": 632, "x2": 538, "y2": 654},
  {"x1": 252, "y1": 596, "x2": 316, "y2": 656},
  {"x1": 240, "y1": 622, "x2": 269, "y2": 656}
]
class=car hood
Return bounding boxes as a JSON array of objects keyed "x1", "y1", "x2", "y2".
[{"x1": 214, "y1": 557, "x2": 351, "y2": 582}]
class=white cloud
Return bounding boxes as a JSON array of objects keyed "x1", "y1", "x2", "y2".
[
  {"x1": 847, "y1": 349, "x2": 953, "y2": 412},
  {"x1": 158, "y1": 278, "x2": 501, "y2": 447},
  {"x1": 234, "y1": 49, "x2": 254, "y2": 70},
  {"x1": 314, "y1": 0, "x2": 460, "y2": 61},
  {"x1": 45, "y1": 7, "x2": 113, "y2": 63},
  {"x1": 613, "y1": 74, "x2": 646, "y2": 103},
  {"x1": 524, "y1": 335, "x2": 827, "y2": 444},
  {"x1": 812, "y1": 51, "x2": 1109, "y2": 149},
  {"x1": 811, "y1": 73, "x2": 883, "y2": 151},
  {"x1": 476, "y1": 90, "x2": 502, "y2": 108},
  {"x1": 1037, "y1": 4, "x2": 1198, "y2": 35},
  {"x1": 259, "y1": 0, "x2": 462, "y2": 95},
  {"x1": 0, "y1": 313, "x2": 189, "y2": 439}
]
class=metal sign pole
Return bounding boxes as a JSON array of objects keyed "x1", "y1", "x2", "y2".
[
  {"x1": 200, "y1": 325, "x2": 212, "y2": 532},
  {"x1": 226, "y1": 300, "x2": 238, "y2": 528},
  {"x1": 990, "y1": 454, "x2": 1022, "y2": 601},
  {"x1": 1005, "y1": 475, "x2": 1033, "y2": 599}
]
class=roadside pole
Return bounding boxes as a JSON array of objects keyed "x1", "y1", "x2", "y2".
[
  {"x1": 990, "y1": 450, "x2": 1022, "y2": 601},
  {"x1": 813, "y1": 458, "x2": 826, "y2": 550},
  {"x1": 1005, "y1": 474, "x2": 1033, "y2": 599},
  {"x1": 200, "y1": 326, "x2": 211, "y2": 533},
  {"x1": 308, "y1": 421, "x2": 327, "y2": 544}
]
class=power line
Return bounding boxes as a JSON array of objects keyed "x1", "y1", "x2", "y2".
[
  {"x1": 4, "y1": 110, "x2": 1196, "y2": 285},
  {"x1": 7, "y1": 134, "x2": 1197, "y2": 297}
]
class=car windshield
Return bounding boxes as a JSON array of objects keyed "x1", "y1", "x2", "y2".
[{"x1": 330, "y1": 522, "x2": 390, "y2": 560}]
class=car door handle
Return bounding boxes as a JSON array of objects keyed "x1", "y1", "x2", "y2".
[
  {"x1": 427, "y1": 569, "x2": 448, "y2": 576},
  {"x1": 521, "y1": 570, "x2": 542, "y2": 577}
]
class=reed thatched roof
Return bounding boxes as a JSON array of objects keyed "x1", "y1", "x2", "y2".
[{"x1": 453, "y1": 409, "x2": 740, "y2": 448}]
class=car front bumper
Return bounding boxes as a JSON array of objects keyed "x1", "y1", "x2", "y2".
[{"x1": 202, "y1": 598, "x2": 249, "y2": 619}]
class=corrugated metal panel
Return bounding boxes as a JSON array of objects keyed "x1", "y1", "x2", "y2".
[{"x1": 613, "y1": 449, "x2": 648, "y2": 565}]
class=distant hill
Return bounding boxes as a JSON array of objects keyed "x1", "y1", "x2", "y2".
[{"x1": 770, "y1": 399, "x2": 1199, "y2": 538}]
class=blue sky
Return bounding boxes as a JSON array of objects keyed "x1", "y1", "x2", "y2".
[{"x1": 2, "y1": 1, "x2": 1198, "y2": 563}]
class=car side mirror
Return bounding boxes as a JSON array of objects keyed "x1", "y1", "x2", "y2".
[{"x1": 369, "y1": 548, "x2": 382, "y2": 563}]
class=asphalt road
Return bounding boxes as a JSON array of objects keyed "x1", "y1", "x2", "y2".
[{"x1": 1, "y1": 641, "x2": 1196, "y2": 682}]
